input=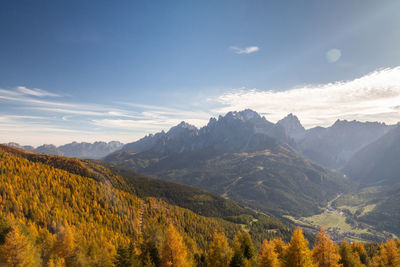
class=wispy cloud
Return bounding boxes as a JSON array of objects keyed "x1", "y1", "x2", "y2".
[
  {"x1": 230, "y1": 46, "x2": 259, "y2": 54},
  {"x1": 213, "y1": 67, "x2": 400, "y2": 127},
  {"x1": 16, "y1": 86, "x2": 60, "y2": 97}
]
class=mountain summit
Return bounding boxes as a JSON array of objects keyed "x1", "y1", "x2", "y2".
[{"x1": 277, "y1": 113, "x2": 306, "y2": 141}]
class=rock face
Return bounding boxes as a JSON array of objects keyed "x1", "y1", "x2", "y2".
[
  {"x1": 106, "y1": 110, "x2": 349, "y2": 217},
  {"x1": 6, "y1": 141, "x2": 124, "y2": 159},
  {"x1": 277, "y1": 113, "x2": 306, "y2": 141}
]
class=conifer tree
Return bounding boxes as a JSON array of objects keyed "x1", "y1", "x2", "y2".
[
  {"x1": 53, "y1": 223, "x2": 75, "y2": 261},
  {"x1": 232, "y1": 231, "x2": 256, "y2": 267},
  {"x1": 233, "y1": 231, "x2": 255, "y2": 260},
  {"x1": 312, "y1": 227, "x2": 341, "y2": 267},
  {"x1": 271, "y1": 237, "x2": 287, "y2": 262},
  {"x1": 0, "y1": 227, "x2": 41, "y2": 267},
  {"x1": 283, "y1": 227, "x2": 316, "y2": 267},
  {"x1": 338, "y1": 241, "x2": 363, "y2": 267},
  {"x1": 207, "y1": 231, "x2": 232, "y2": 267},
  {"x1": 258, "y1": 239, "x2": 280, "y2": 267},
  {"x1": 351, "y1": 243, "x2": 368, "y2": 266},
  {"x1": 230, "y1": 250, "x2": 246, "y2": 267},
  {"x1": 160, "y1": 224, "x2": 190, "y2": 267},
  {"x1": 371, "y1": 239, "x2": 400, "y2": 267}
]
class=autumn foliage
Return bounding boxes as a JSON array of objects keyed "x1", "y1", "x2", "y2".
[{"x1": 0, "y1": 146, "x2": 399, "y2": 266}]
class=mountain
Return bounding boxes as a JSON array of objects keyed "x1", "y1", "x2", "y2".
[
  {"x1": 294, "y1": 120, "x2": 392, "y2": 169},
  {"x1": 277, "y1": 113, "x2": 306, "y2": 141},
  {"x1": 0, "y1": 144, "x2": 296, "y2": 265},
  {"x1": 328, "y1": 126, "x2": 400, "y2": 235},
  {"x1": 106, "y1": 110, "x2": 349, "y2": 217},
  {"x1": 344, "y1": 125, "x2": 400, "y2": 186},
  {"x1": 122, "y1": 109, "x2": 289, "y2": 155},
  {"x1": 6, "y1": 141, "x2": 124, "y2": 159}
]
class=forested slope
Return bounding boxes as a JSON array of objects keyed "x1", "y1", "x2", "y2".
[{"x1": 0, "y1": 145, "x2": 293, "y2": 266}]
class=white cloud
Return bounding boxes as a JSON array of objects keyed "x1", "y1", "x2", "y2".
[
  {"x1": 214, "y1": 67, "x2": 400, "y2": 127},
  {"x1": 16, "y1": 86, "x2": 59, "y2": 97},
  {"x1": 230, "y1": 46, "x2": 259, "y2": 54}
]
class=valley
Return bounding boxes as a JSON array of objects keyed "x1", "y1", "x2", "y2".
[{"x1": 286, "y1": 193, "x2": 396, "y2": 243}]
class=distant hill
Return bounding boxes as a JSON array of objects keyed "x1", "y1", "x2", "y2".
[
  {"x1": 106, "y1": 110, "x2": 350, "y2": 217},
  {"x1": 6, "y1": 141, "x2": 124, "y2": 159}
]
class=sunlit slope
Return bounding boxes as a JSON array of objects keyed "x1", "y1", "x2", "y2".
[{"x1": 0, "y1": 145, "x2": 295, "y2": 265}]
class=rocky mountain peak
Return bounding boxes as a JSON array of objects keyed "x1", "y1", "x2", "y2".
[
  {"x1": 167, "y1": 121, "x2": 198, "y2": 138},
  {"x1": 225, "y1": 109, "x2": 261, "y2": 122},
  {"x1": 277, "y1": 113, "x2": 305, "y2": 140}
]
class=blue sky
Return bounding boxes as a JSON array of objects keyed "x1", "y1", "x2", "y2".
[{"x1": 1, "y1": 0, "x2": 400, "y2": 145}]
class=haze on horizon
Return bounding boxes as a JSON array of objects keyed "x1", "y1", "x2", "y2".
[{"x1": 1, "y1": 1, "x2": 400, "y2": 146}]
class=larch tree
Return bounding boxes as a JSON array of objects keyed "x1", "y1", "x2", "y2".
[
  {"x1": 160, "y1": 224, "x2": 190, "y2": 267},
  {"x1": 338, "y1": 241, "x2": 363, "y2": 267},
  {"x1": 371, "y1": 239, "x2": 400, "y2": 267},
  {"x1": 271, "y1": 237, "x2": 287, "y2": 262},
  {"x1": 258, "y1": 239, "x2": 280, "y2": 267},
  {"x1": 283, "y1": 227, "x2": 316, "y2": 267},
  {"x1": 207, "y1": 231, "x2": 232, "y2": 267},
  {"x1": 312, "y1": 227, "x2": 341, "y2": 267},
  {"x1": 0, "y1": 227, "x2": 41, "y2": 267}
]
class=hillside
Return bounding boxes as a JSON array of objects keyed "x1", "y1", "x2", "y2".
[
  {"x1": 0, "y1": 145, "x2": 294, "y2": 265},
  {"x1": 106, "y1": 110, "x2": 350, "y2": 217}
]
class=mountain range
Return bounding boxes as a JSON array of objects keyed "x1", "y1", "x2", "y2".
[
  {"x1": 6, "y1": 109, "x2": 400, "y2": 236},
  {"x1": 6, "y1": 141, "x2": 124, "y2": 159},
  {"x1": 105, "y1": 110, "x2": 350, "y2": 217}
]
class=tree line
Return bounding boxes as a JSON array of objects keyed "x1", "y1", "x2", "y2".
[{"x1": 114, "y1": 225, "x2": 400, "y2": 267}]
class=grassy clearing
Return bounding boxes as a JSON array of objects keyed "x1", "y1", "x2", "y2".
[
  {"x1": 305, "y1": 211, "x2": 352, "y2": 232},
  {"x1": 360, "y1": 204, "x2": 376, "y2": 216},
  {"x1": 337, "y1": 205, "x2": 358, "y2": 214}
]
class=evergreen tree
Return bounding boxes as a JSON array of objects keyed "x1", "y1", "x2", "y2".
[
  {"x1": 160, "y1": 224, "x2": 190, "y2": 267},
  {"x1": 230, "y1": 250, "x2": 246, "y2": 267},
  {"x1": 258, "y1": 239, "x2": 280, "y2": 267},
  {"x1": 312, "y1": 227, "x2": 341, "y2": 267},
  {"x1": 233, "y1": 231, "x2": 255, "y2": 260},
  {"x1": 114, "y1": 245, "x2": 134, "y2": 267},
  {"x1": 283, "y1": 227, "x2": 316, "y2": 267},
  {"x1": 207, "y1": 231, "x2": 232, "y2": 267}
]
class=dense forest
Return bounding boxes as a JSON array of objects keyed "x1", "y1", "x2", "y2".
[{"x1": 0, "y1": 145, "x2": 399, "y2": 266}]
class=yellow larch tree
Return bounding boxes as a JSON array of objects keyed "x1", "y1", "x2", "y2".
[
  {"x1": 0, "y1": 227, "x2": 41, "y2": 267},
  {"x1": 283, "y1": 227, "x2": 316, "y2": 267},
  {"x1": 271, "y1": 237, "x2": 287, "y2": 262},
  {"x1": 312, "y1": 227, "x2": 342, "y2": 267},
  {"x1": 207, "y1": 231, "x2": 232, "y2": 267},
  {"x1": 371, "y1": 239, "x2": 400, "y2": 267},
  {"x1": 160, "y1": 224, "x2": 191, "y2": 267},
  {"x1": 258, "y1": 239, "x2": 280, "y2": 267},
  {"x1": 338, "y1": 241, "x2": 364, "y2": 267}
]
